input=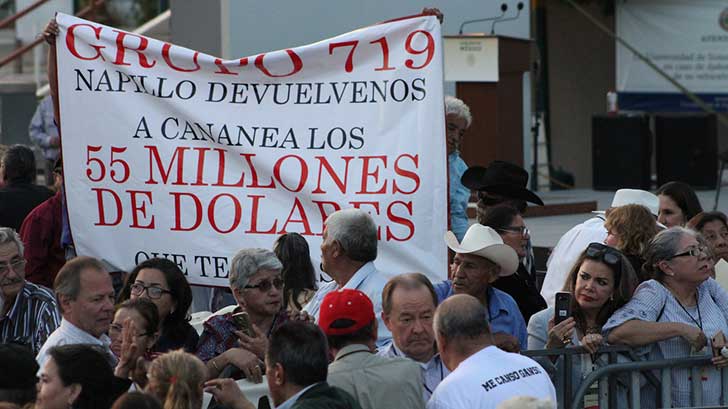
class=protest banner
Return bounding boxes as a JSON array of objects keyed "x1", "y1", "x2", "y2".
[{"x1": 56, "y1": 12, "x2": 448, "y2": 286}]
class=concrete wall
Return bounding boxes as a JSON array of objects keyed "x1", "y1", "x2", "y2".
[
  {"x1": 170, "y1": 0, "x2": 222, "y2": 56},
  {"x1": 545, "y1": 2, "x2": 614, "y2": 188}
]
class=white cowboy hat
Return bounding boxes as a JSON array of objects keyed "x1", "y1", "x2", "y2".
[
  {"x1": 592, "y1": 188, "x2": 659, "y2": 217},
  {"x1": 444, "y1": 224, "x2": 519, "y2": 277}
]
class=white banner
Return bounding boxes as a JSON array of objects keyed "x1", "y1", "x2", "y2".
[
  {"x1": 56, "y1": 13, "x2": 448, "y2": 286},
  {"x1": 617, "y1": 0, "x2": 728, "y2": 93}
]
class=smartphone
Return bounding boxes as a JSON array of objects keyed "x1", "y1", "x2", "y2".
[
  {"x1": 231, "y1": 311, "x2": 255, "y2": 337},
  {"x1": 554, "y1": 292, "x2": 572, "y2": 325}
]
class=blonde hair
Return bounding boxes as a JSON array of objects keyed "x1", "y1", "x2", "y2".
[
  {"x1": 147, "y1": 350, "x2": 206, "y2": 409},
  {"x1": 605, "y1": 204, "x2": 658, "y2": 256}
]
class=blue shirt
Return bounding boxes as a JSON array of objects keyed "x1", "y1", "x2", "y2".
[
  {"x1": 28, "y1": 96, "x2": 60, "y2": 160},
  {"x1": 448, "y1": 152, "x2": 470, "y2": 241},
  {"x1": 303, "y1": 261, "x2": 392, "y2": 347},
  {"x1": 434, "y1": 281, "x2": 528, "y2": 350}
]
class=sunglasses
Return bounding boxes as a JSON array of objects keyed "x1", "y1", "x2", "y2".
[
  {"x1": 244, "y1": 277, "x2": 284, "y2": 292},
  {"x1": 497, "y1": 226, "x2": 529, "y2": 236},
  {"x1": 585, "y1": 242, "x2": 623, "y2": 283},
  {"x1": 668, "y1": 245, "x2": 708, "y2": 260}
]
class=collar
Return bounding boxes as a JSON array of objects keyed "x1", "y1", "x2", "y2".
[
  {"x1": 334, "y1": 344, "x2": 371, "y2": 362},
  {"x1": 59, "y1": 318, "x2": 111, "y2": 347},
  {"x1": 446, "y1": 285, "x2": 508, "y2": 318},
  {"x1": 275, "y1": 382, "x2": 319, "y2": 409},
  {"x1": 390, "y1": 343, "x2": 440, "y2": 370},
  {"x1": 340, "y1": 262, "x2": 376, "y2": 291}
]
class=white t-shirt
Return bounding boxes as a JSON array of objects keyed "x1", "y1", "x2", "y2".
[{"x1": 427, "y1": 346, "x2": 556, "y2": 409}]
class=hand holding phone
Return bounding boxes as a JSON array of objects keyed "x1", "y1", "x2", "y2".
[
  {"x1": 554, "y1": 292, "x2": 572, "y2": 325},
  {"x1": 231, "y1": 311, "x2": 255, "y2": 338}
]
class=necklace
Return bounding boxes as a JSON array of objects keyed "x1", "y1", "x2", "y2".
[{"x1": 673, "y1": 289, "x2": 703, "y2": 330}]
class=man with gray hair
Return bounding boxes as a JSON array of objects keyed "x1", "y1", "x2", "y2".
[
  {"x1": 303, "y1": 208, "x2": 391, "y2": 346},
  {"x1": 445, "y1": 95, "x2": 472, "y2": 242},
  {"x1": 0, "y1": 227, "x2": 60, "y2": 355},
  {"x1": 427, "y1": 294, "x2": 555, "y2": 409},
  {"x1": 36, "y1": 256, "x2": 115, "y2": 368},
  {"x1": 197, "y1": 248, "x2": 288, "y2": 382}
]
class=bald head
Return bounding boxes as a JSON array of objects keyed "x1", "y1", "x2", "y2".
[{"x1": 435, "y1": 294, "x2": 491, "y2": 342}]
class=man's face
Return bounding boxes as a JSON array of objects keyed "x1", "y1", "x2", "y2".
[
  {"x1": 383, "y1": 286, "x2": 436, "y2": 363},
  {"x1": 445, "y1": 113, "x2": 468, "y2": 155},
  {"x1": 265, "y1": 356, "x2": 286, "y2": 407},
  {"x1": 450, "y1": 253, "x2": 497, "y2": 300},
  {"x1": 62, "y1": 268, "x2": 115, "y2": 338},
  {"x1": 0, "y1": 242, "x2": 26, "y2": 301}
]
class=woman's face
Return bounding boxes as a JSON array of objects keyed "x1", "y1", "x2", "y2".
[
  {"x1": 237, "y1": 269, "x2": 283, "y2": 319},
  {"x1": 701, "y1": 220, "x2": 728, "y2": 262},
  {"x1": 498, "y1": 215, "x2": 529, "y2": 259},
  {"x1": 574, "y1": 259, "x2": 615, "y2": 312},
  {"x1": 110, "y1": 307, "x2": 155, "y2": 357},
  {"x1": 131, "y1": 268, "x2": 176, "y2": 322},
  {"x1": 36, "y1": 358, "x2": 78, "y2": 409},
  {"x1": 665, "y1": 234, "x2": 712, "y2": 285},
  {"x1": 605, "y1": 229, "x2": 621, "y2": 248},
  {"x1": 658, "y1": 194, "x2": 685, "y2": 228}
]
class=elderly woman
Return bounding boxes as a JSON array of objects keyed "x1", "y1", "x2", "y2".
[
  {"x1": 604, "y1": 227, "x2": 728, "y2": 407},
  {"x1": 528, "y1": 243, "x2": 638, "y2": 406},
  {"x1": 481, "y1": 204, "x2": 546, "y2": 322},
  {"x1": 657, "y1": 181, "x2": 703, "y2": 228},
  {"x1": 118, "y1": 258, "x2": 197, "y2": 353},
  {"x1": 689, "y1": 211, "x2": 728, "y2": 263},
  {"x1": 195, "y1": 248, "x2": 288, "y2": 381},
  {"x1": 445, "y1": 95, "x2": 472, "y2": 241},
  {"x1": 604, "y1": 204, "x2": 659, "y2": 282}
]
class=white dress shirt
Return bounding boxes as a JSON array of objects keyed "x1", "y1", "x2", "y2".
[{"x1": 36, "y1": 318, "x2": 115, "y2": 370}]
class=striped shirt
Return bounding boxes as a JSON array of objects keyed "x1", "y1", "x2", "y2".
[{"x1": 0, "y1": 281, "x2": 60, "y2": 355}]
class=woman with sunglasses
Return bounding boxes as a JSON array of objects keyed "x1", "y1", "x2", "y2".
[
  {"x1": 528, "y1": 243, "x2": 638, "y2": 405},
  {"x1": 118, "y1": 258, "x2": 197, "y2": 353},
  {"x1": 196, "y1": 248, "x2": 288, "y2": 381},
  {"x1": 604, "y1": 227, "x2": 728, "y2": 408},
  {"x1": 480, "y1": 204, "x2": 546, "y2": 322}
]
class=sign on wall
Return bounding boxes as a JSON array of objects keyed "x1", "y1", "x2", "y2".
[
  {"x1": 56, "y1": 13, "x2": 448, "y2": 286},
  {"x1": 616, "y1": 0, "x2": 728, "y2": 111}
]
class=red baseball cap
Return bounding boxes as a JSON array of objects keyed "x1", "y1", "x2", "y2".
[{"x1": 318, "y1": 289, "x2": 375, "y2": 336}]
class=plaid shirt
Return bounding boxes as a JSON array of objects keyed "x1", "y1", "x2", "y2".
[
  {"x1": 1, "y1": 281, "x2": 60, "y2": 355},
  {"x1": 195, "y1": 307, "x2": 288, "y2": 362}
]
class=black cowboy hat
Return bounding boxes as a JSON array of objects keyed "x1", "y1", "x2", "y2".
[{"x1": 461, "y1": 161, "x2": 544, "y2": 206}]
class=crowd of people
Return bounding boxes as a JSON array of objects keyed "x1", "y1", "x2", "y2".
[{"x1": 2, "y1": 11, "x2": 728, "y2": 409}]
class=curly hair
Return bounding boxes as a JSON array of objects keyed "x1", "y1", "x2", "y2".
[{"x1": 604, "y1": 204, "x2": 658, "y2": 257}]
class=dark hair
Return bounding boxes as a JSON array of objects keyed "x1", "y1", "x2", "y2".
[
  {"x1": 117, "y1": 298, "x2": 160, "y2": 336},
  {"x1": 562, "y1": 246, "x2": 638, "y2": 333},
  {"x1": 112, "y1": 392, "x2": 162, "y2": 409},
  {"x1": 267, "y1": 321, "x2": 329, "y2": 387},
  {"x1": 0, "y1": 343, "x2": 38, "y2": 406},
  {"x1": 382, "y1": 272, "x2": 437, "y2": 315},
  {"x1": 48, "y1": 344, "x2": 116, "y2": 409},
  {"x1": 478, "y1": 204, "x2": 520, "y2": 231},
  {"x1": 118, "y1": 258, "x2": 192, "y2": 347},
  {"x1": 325, "y1": 319, "x2": 377, "y2": 350},
  {"x1": 273, "y1": 233, "x2": 317, "y2": 310},
  {"x1": 657, "y1": 181, "x2": 703, "y2": 222},
  {"x1": 1, "y1": 144, "x2": 35, "y2": 184},
  {"x1": 55, "y1": 257, "x2": 106, "y2": 311},
  {"x1": 689, "y1": 211, "x2": 728, "y2": 232}
]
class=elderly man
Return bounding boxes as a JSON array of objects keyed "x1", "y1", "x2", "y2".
[
  {"x1": 320, "y1": 289, "x2": 424, "y2": 409},
  {"x1": 36, "y1": 256, "x2": 116, "y2": 367},
  {"x1": 0, "y1": 227, "x2": 60, "y2": 355},
  {"x1": 205, "y1": 321, "x2": 362, "y2": 409},
  {"x1": 540, "y1": 188, "x2": 660, "y2": 307},
  {"x1": 379, "y1": 273, "x2": 449, "y2": 401},
  {"x1": 434, "y1": 224, "x2": 527, "y2": 352},
  {"x1": 427, "y1": 294, "x2": 555, "y2": 409},
  {"x1": 197, "y1": 248, "x2": 288, "y2": 382},
  {"x1": 446, "y1": 96, "x2": 472, "y2": 242},
  {"x1": 303, "y1": 207, "x2": 391, "y2": 346}
]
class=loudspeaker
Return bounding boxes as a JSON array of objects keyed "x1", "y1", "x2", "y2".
[
  {"x1": 592, "y1": 115, "x2": 651, "y2": 191},
  {"x1": 655, "y1": 114, "x2": 717, "y2": 190}
]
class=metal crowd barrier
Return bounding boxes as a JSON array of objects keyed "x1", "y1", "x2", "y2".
[{"x1": 523, "y1": 346, "x2": 728, "y2": 409}]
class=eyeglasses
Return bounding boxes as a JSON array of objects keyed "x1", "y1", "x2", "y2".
[
  {"x1": 0, "y1": 258, "x2": 26, "y2": 275},
  {"x1": 109, "y1": 323, "x2": 152, "y2": 337},
  {"x1": 244, "y1": 277, "x2": 284, "y2": 292},
  {"x1": 130, "y1": 283, "x2": 172, "y2": 299},
  {"x1": 497, "y1": 226, "x2": 529, "y2": 236},
  {"x1": 585, "y1": 243, "x2": 623, "y2": 283},
  {"x1": 669, "y1": 245, "x2": 707, "y2": 260}
]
